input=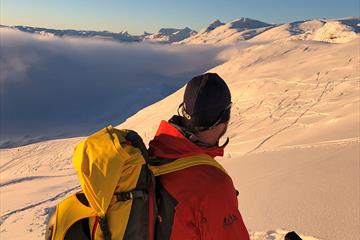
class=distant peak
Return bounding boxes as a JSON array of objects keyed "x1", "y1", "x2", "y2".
[
  {"x1": 201, "y1": 19, "x2": 225, "y2": 33},
  {"x1": 235, "y1": 17, "x2": 249, "y2": 21},
  {"x1": 158, "y1": 28, "x2": 181, "y2": 35},
  {"x1": 227, "y1": 17, "x2": 272, "y2": 29},
  {"x1": 209, "y1": 19, "x2": 224, "y2": 25}
]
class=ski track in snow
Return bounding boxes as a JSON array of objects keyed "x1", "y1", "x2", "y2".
[
  {"x1": 225, "y1": 137, "x2": 359, "y2": 157},
  {"x1": 0, "y1": 174, "x2": 76, "y2": 188},
  {"x1": 0, "y1": 185, "x2": 80, "y2": 225},
  {"x1": 247, "y1": 77, "x2": 336, "y2": 153}
]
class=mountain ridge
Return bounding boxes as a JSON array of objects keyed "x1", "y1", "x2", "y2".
[
  {"x1": 2, "y1": 16, "x2": 358, "y2": 44},
  {"x1": 181, "y1": 17, "x2": 359, "y2": 44}
]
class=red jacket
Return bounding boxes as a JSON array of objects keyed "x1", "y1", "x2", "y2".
[{"x1": 149, "y1": 118, "x2": 250, "y2": 240}]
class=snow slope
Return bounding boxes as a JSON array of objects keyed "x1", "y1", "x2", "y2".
[
  {"x1": 1, "y1": 19, "x2": 359, "y2": 240},
  {"x1": 250, "y1": 18, "x2": 360, "y2": 43},
  {"x1": 290, "y1": 20, "x2": 359, "y2": 43},
  {"x1": 121, "y1": 38, "x2": 360, "y2": 240}
]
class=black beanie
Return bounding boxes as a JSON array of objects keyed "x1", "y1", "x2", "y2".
[{"x1": 180, "y1": 73, "x2": 231, "y2": 131}]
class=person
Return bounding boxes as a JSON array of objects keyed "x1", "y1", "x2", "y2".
[{"x1": 148, "y1": 73, "x2": 250, "y2": 239}]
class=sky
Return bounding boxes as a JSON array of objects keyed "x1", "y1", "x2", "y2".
[{"x1": 1, "y1": 0, "x2": 359, "y2": 35}]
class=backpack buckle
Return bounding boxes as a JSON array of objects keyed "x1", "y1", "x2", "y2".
[{"x1": 115, "y1": 190, "x2": 148, "y2": 201}]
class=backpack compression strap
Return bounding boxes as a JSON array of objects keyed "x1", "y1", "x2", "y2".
[
  {"x1": 149, "y1": 154, "x2": 227, "y2": 176},
  {"x1": 98, "y1": 215, "x2": 111, "y2": 240}
]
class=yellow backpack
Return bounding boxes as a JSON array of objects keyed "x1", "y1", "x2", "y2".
[{"x1": 45, "y1": 125, "x2": 226, "y2": 240}]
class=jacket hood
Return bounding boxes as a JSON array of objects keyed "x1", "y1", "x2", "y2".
[{"x1": 148, "y1": 116, "x2": 226, "y2": 159}]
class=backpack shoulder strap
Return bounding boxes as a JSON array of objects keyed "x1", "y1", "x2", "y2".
[{"x1": 149, "y1": 154, "x2": 227, "y2": 176}]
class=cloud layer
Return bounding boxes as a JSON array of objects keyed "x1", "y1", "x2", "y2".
[{"x1": 0, "y1": 28, "x2": 225, "y2": 147}]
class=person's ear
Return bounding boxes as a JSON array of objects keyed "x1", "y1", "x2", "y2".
[
  {"x1": 219, "y1": 121, "x2": 229, "y2": 130},
  {"x1": 218, "y1": 122, "x2": 227, "y2": 129},
  {"x1": 216, "y1": 122, "x2": 228, "y2": 135}
]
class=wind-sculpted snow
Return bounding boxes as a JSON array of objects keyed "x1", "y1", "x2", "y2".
[{"x1": 0, "y1": 28, "x2": 225, "y2": 148}]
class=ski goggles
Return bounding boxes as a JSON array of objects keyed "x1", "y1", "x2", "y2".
[
  {"x1": 178, "y1": 102, "x2": 232, "y2": 132},
  {"x1": 207, "y1": 101, "x2": 232, "y2": 130}
]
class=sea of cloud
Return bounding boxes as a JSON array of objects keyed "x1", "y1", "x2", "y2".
[{"x1": 0, "y1": 28, "x2": 226, "y2": 147}]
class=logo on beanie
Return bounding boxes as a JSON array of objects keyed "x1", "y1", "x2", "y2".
[{"x1": 183, "y1": 103, "x2": 192, "y2": 120}]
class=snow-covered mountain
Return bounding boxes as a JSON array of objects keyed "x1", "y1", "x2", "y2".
[
  {"x1": 0, "y1": 16, "x2": 359, "y2": 240},
  {"x1": 181, "y1": 17, "x2": 360, "y2": 45},
  {"x1": 0, "y1": 25, "x2": 142, "y2": 42},
  {"x1": 289, "y1": 19, "x2": 360, "y2": 43},
  {"x1": 0, "y1": 25, "x2": 197, "y2": 43},
  {"x1": 199, "y1": 19, "x2": 225, "y2": 34},
  {"x1": 227, "y1": 17, "x2": 273, "y2": 29},
  {"x1": 180, "y1": 17, "x2": 274, "y2": 44},
  {"x1": 3, "y1": 17, "x2": 358, "y2": 45},
  {"x1": 250, "y1": 17, "x2": 360, "y2": 43},
  {"x1": 143, "y1": 27, "x2": 197, "y2": 43}
]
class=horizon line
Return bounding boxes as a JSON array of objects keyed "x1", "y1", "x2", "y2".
[{"x1": 1, "y1": 15, "x2": 358, "y2": 35}]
